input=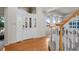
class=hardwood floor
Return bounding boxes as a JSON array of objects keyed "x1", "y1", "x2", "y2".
[{"x1": 5, "y1": 37, "x2": 49, "y2": 51}]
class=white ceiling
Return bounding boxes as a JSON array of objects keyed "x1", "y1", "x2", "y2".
[
  {"x1": 0, "y1": 7, "x2": 79, "y2": 17},
  {"x1": 42, "y1": 7, "x2": 79, "y2": 16},
  {"x1": 41, "y1": 7, "x2": 59, "y2": 12}
]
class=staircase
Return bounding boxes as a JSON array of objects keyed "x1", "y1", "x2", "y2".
[
  {"x1": 62, "y1": 18, "x2": 79, "y2": 51},
  {"x1": 50, "y1": 10, "x2": 79, "y2": 51}
]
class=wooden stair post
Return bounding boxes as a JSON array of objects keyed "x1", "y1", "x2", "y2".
[{"x1": 59, "y1": 26, "x2": 63, "y2": 51}]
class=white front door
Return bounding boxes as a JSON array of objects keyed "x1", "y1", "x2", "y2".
[
  {"x1": 16, "y1": 12, "x2": 37, "y2": 41},
  {"x1": 23, "y1": 15, "x2": 37, "y2": 39}
]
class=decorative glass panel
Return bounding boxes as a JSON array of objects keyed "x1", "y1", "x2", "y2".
[
  {"x1": 25, "y1": 18, "x2": 28, "y2": 28},
  {"x1": 25, "y1": 22, "x2": 27, "y2": 28},
  {"x1": 29, "y1": 18, "x2": 32, "y2": 28},
  {"x1": 34, "y1": 18, "x2": 36, "y2": 27}
]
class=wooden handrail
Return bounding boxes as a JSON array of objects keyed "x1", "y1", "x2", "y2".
[{"x1": 60, "y1": 10, "x2": 79, "y2": 27}]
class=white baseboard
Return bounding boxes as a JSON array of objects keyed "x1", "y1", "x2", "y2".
[
  {"x1": 5, "y1": 35, "x2": 46, "y2": 46},
  {"x1": 32, "y1": 35, "x2": 46, "y2": 39}
]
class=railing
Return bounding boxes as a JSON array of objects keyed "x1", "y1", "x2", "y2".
[
  {"x1": 50, "y1": 10, "x2": 79, "y2": 51},
  {"x1": 62, "y1": 17, "x2": 79, "y2": 51}
]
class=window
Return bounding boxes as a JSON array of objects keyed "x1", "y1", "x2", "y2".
[
  {"x1": 45, "y1": 16, "x2": 62, "y2": 27},
  {"x1": 69, "y1": 22, "x2": 72, "y2": 25},
  {"x1": 45, "y1": 16, "x2": 50, "y2": 26},
  {"x1": 52, "y1": 16, "x2": 56, "y2": 24},
  {"x1": 69, "y1": 20, "x2": 79, "y2": 28}
]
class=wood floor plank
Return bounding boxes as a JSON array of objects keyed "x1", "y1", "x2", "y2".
[{"x1": 5, "y1": 37, "x2": 49, "y2": 51}]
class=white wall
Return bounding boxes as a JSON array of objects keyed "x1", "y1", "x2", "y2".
[
  {"x1": 4, "y1": 7, "x2": 17, "y2": 45},
  {"x1": 4, "y1": 7, "x2": 49, "y2": 45},
  {"x1": 16, "y1": 8, "x2": 48, "y2": 39},
  {"x1": 36, "y1": 8, "x2": 48, "y2": 37}
]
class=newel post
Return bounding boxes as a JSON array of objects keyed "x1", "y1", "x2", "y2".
[{"x1": 59, "y1": 26, "x2": 63, "y2": 51}]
